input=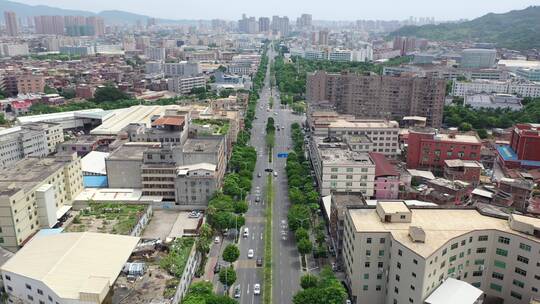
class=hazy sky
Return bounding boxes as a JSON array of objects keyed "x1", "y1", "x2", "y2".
[{"x1": 14, "y1": 0, "x2": 539, "y2": 21}]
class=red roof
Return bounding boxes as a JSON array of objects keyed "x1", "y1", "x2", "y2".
[
  {"x1": 11, "y1": 100, "x2": 32, "y2": 109},
  {"x1": 369, "y1": 152, "x2": 399, "y2": 177},
  {"x1": 151, "y1": 116, "x2": 185, "y2": 127}
]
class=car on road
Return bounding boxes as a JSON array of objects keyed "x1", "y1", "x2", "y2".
[
  {"x1": 213, "y1": 263, "x2": 221, "y2": 274},
  {"x1": 243, "y1": 227, "x2": 249, "y2": 238},
  {"x1": 273, "y1": 112, "x2": 278, "y2": 116},
  {"x1": 214, "y1": 236, "x2": 220, "y2": 244},
  {"x1": 234, "y1": 285, "x2": 241, "y2": 298},
  {"x1": 257, "y1": 172, "x2": 261, "y2": 178},
  {"x1": 264, "y1": 168, "x2": 273, "y2": 172},
  {"x1": 255, "y1": 196, "x2": 260, "y2": 202},
  {"x1": 253, "y1": 284, "x2": 261, "y2": 295},
  {"x1": 247, "y1": 249, "x2": 254, "y2": 258},
  {"x1": 256, "y1": 257, "x2": 263, "y2": 267},
  {"x1": 273, "y1": 171, "x2": 278, "y2": 177}
]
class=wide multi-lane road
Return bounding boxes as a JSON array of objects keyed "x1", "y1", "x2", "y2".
[{"x1": 211, "y1": 44, "x2": 304, "y2": 304}]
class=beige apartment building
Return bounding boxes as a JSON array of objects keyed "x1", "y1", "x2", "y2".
[
  {"x1": 309, "y1": 112, "x2": 400, "y2": 156},
  {"x1": 306, "y1": 71, "x2": 446, "y2": 127},
  {"x1": 16, "y1": 75, "x2": 45, "y2": 94},
  {"x1": 0, "y1": 153, "x2": 83, "y2": 251},
  {"x1": 343, "y1": 201, "x2": 540, "y2": 304}
]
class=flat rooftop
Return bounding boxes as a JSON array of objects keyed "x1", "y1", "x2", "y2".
[
  {"x1": 1, "y1": 232, "x2": 139, "y2": 301},
  {"x1": 107, "y1": 143, "x2": 160, "y2": 161},
  {"x1": 348, "y1": 205, "x2": 540, "y2": 258},
  {"x1": 183, "y1": 138, "x2": 222, "y2": 153},
  {"x1": 326, "y1": 119, "x2": 400, "y2": 129},
  {"x1": 0, "y1": 156, "x2": 67, "y2": 196},
  {"x1": 320, "y1": 148, "x2": 374, "y2": 165}
]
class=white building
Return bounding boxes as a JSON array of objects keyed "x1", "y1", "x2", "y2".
[
  {"x1": 163, "y1": 62, "x2": 201, "y2": 77},
  {"x1": 0, "y1": 122, "x2": 63, "y2": 168},
  {"x1": 309, "y1": 136, "x2": 375, "y2": 196},
  {"x1": 0, "y1": 43, "x2": 29, "y2": 57},
  {"x1": 464, "y1": 94, "x2": 523, "y2": 111},
  {"x1": 59, "y1": 46, "x2": 95, "y2": 56},
  {"x1": 461, "y1": 49, "x2": 497, "y2": 69},
  {"x1": 145, "y1": 61, "x2": 163, "y2": 74},
  {"x1": 167, "y1": 76, "x2": 206, "y2": 95},
  {"x1": 1, "y1": 232, "x2": 139, "y2": 304},
  {"x1": 329, "y1": 49, "x2": 353, "y2": 62},
  {"x1": 343, "y1": 201, "x2": 540, "y2": 304},
  {"x1": 144, "y1": 47, "x2": 166, "y2": 61},
  {"x1": 452, "y1": 80, "x2": 540, "y2": 98}
]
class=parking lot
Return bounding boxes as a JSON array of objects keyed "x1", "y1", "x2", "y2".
[{"x1": 142, "y1": 209, "x2": 202, "y2": 240}]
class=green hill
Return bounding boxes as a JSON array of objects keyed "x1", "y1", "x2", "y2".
[{"x1": 390, "y1": 6, "x2": 540, "y2": 50}]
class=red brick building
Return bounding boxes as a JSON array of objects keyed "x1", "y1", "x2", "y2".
[
  {"x1": 510, "y1": 123, "x2": 540, "y2": 162},
  {"x1": 443, "y1": 159, "x2": 483, "y2": 186},
  {"x1": 407, "y1": 128, "x2": 482, "y2": 171}
]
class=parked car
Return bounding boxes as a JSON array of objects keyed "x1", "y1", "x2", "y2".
[
  {"x1": 256, "y1": 257, "x2": 263, "y2": 267},
  {"x1": 234, "y1": 285, "x2": 241, "y2": 298},
  {"x1": 213, "y1": 263, "x2": 221, "y2": 274}
]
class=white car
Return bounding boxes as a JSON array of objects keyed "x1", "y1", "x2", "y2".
[
  {"x1": 253, "y1": 283, "x2": 261, "y2": 295},
  {"x1": 243, "y1": 227, "x2": 249, "y2": 238},
  {"x1": 247, "y1": 249, "x2": 254, "y2": 258},
  {"x1": 214, "y1": 236, "x2": 220, "y2": 244}
]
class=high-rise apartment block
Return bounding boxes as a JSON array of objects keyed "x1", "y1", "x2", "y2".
[
  {"x1": 0, "y1": 153, "x2": 83, "y2": 251},
  {"x1": 307, "y1": 71, "x2": 446, "y2": 127},
  {"x1": 258, "y1": 17, "x2": 270, "y2": 32},
  {"x1": 271, "y1": 16, "x2": 290, "y2": 36},
  {"x1": 34, "y1": 16, "x2": 65, "y2": 35},
  {"x1": 343, "y1": 201, "x2": 540, "y2": 304},
  {"x1": 297, "y1": 14, "x2": 312, "y2": 28},
  {"x1": 4, "y1": 11, "x2": 19, "y2": 37}
]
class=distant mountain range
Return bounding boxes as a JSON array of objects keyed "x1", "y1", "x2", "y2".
[
  {"x1": 0, "y1": 0, "x2": 200, "y2": 25},
  {"x1": 390, "y1": 6, "x2": 540, "y2": 50}
]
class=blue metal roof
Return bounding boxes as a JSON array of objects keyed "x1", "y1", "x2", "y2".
[{"x1": 83, "y1": 175, "x2": 108, "y2": 188}]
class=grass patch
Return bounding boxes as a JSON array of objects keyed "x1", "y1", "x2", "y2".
[
  {"x1": 67, "y1": 203, "x2": 147, "y2": 235},
  {"x1": 263, "y1": 175, "x2": 273, "y2": 304},
  {"x1": 159, "y1": 237, "x2": 195, "y2": 278}
]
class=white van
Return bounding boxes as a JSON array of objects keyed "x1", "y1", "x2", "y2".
[
  {"x1": 273, "y1": 171, "x2": 278, "y2": 177},
  {"x1": 243, "y1": 227, "x2": 249, "y2": 238}
]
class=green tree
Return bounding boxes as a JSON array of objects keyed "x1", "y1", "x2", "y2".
[
  {"x1": 459, "y1": 122, "x2": 473, "y2": 131},
  {"x1": 297, "y1": 238, "x2": 313, "y2": 256},
  {"x1": 288, "y1": 204, "x2": 311, "y2": 231},
  {"x1": 43, "y1": 85, "x2": 58, "y2": 94},
  {"x1": 219, "y1": 266, "x2": 237, "y2": 287},
  {"x1": 0, "y1": 113, "x2": 6, "y2": 125},
  {"x1": 477, "y1": 128, "x2": 488, "y2": 139},
  {"x1": 93, "y1": 85, "x2": 129, "y2": 102},
  {"x1": 222, "y1": 244, "x2": 240, "y2": 264},
  {"x1": 233, "y1": 200, "x2": 248, "y2": 214},
  {"x1": 300, "y1": 274, "x2": 319, "y2": 289},
  {"x1": 295, "y1": 227, "x2": 309, "y2": 241},
  {"x1": 60, "y1": 88, "x2": 76, "y2": 99}
]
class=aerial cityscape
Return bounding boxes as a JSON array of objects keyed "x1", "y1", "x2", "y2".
[{"x1": 0, "y1": 0, "x2": 539, "y2": 304}]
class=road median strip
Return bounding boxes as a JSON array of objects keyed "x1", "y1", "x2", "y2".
[{"x1": 263, "y1": 175, "x2": 273, "y2": 304}]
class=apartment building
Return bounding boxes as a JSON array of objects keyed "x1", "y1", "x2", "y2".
[
  {"x1": 452, "y1": 80, "x2": 540, "y2": 98},
  {"x1": 0, "y1": 122, "x2": 63, "y2": 168},
  {"x1": 167, "y1": 76, "x2": 206, "y2": 95},
  {"x1": 163, "y1": 61, "x2": 201, "y2": 77},
  {"x1": 309, "y1": 136, "x2": 375, "y2": 197},
  {"x1": 307, "y1": 71, "x2": 446, "y2": 127},
  {"x1": 407, "y1": 128, "x2": 482, "y2": 172},
  {"x1": 309, "y1": 112, "x2": 400, "y2": 157},
  {"x1": 17, "y1": 75, "x2": 45, "y2": 94},
  {"x1": 145, "y1": 47, "x2": 166, "y2": 61},
  {"x1": 0, "y1": 153, "x2": 83, "y2": 251},
  {"x1": 343, "y1": 201, "x2": 540, "y2": 304}
]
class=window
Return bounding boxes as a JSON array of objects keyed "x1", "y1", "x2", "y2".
[
  {"x1": 412, "y1": 272, "x2": 416, "y2": 277},
  {"x1": 4, "y1": 275, "x2": 10, "y2": 281},
  {"x1": 364, "y1": 274, "x2": 369, "y2": 279},
  {"x1": 478, "y1": 235, "x2": 488, "y2": 241},
  {"x1": 449, "y1": 255, "x2": 456, "y2": 262},
  {"x1": 474, "y1": 259, "x2": 484, "y2": 265},
  {"x1": 330, "y1": 175, "x2": 338, "y2": 179},
  {"x1": 396, "y1": 274, "x2": 400, "y2": 281},
  {"x1": 513, "y1": 280, "x2": 524, "y2": 288},
  {"x1": 377, "y1": 273, "x2": 383, "y2": 280},
  {"x1": 472, "y1": 271, "x2": 483, "y2": 277},
  {"x1": 366, "y1": 250, "x2": 371, "y2": 256},
  {"x1": 39, "y1": 301, "x2": 45, "y2": 304},
  {"x1": 380, "y1": 238, "x2": 385, "y2": 244},
  {"x1": 346, "y1": 168, "x2": 353, "y2": 172},
  {"x1": 363, "y1": 285, "x2": 368, "y2": 291},
  {"x1": 379, "y1": 250, "x2": 385, "y2": 257},
  {"x1": 365, "y1": 262, "x2": 371, "y2": 268},
  {"x1": 376, "y1": 285, "x2": 381, "y2": 291},
  {"x1": 394, "y1": 287, "x2": 399, "y2": 294},
  {"x1": 476, "y1": 247, "x2": 486, "y2": 253},
  {"x1": 515, "y1": 267, "x2": 527, "y2": 276},
  {"x1": 398, "y1": 249, "x2": 402, "y2": 256},
  {"x1": 517, "y1": 255, "x2": 529, "y2": 264},
  {"x1": 413, "y1": 259, "x2": 418, "y2": 264},
  {"x1": 448, "y1": 267, "x2": 455, "y2": 274},
  {"x1": 378, "y1": 262, "x2": 384, "y2": 268},
  {"x1": 519, "y1": 243, "x2": 531, "y2": 251},
  {"x1": 511, "y1": 291, "x2": 522, "y2": 300},
  {"x1": 494, "y1": 260, "x2": 506, "y2": 269},
  {"x1": 410, "y1": 285, "x2": 415, "y2": 290},
  {"x1": 495, "y1": 248, "x2": 507, "y2": 256},
  {"x1": 26, "y1": 284, "x2": 31, "y2": 290},
  {"x1": 492, "y1": 272, "x2": 504, "y2": 280},
  {"x1": 367, "y1": 238, "x2": 372, "y2": 244},
  {"x1": 397, "y1": 262, "x2": 401, "y2": 269},
  {"x1": 331, "y1": 168, "x2": 338, "y2": 172},
  {"x1": 37, "y1": 289, "x2": 43, "y2": 295},
  {"x1": 498, "y1": 236, "x2": 510, "y2": 244},
  {"x1": 451, "y1": 243, "x2": 458, "y2": 250},
  {"x1": 28, "y1": 295, "x2": 34, "y2": 301},
  {"x1": 490, "y1": 283, "x2": 502, "y2": 292},
  {"x1": 7, "y1": 286, "x2": 12, "y2": 291},
  {"x1": 442, "y1": 248, "x2": 447, "y2": 256}
]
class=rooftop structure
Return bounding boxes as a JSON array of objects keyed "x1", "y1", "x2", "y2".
[{"x1": 1, "y1": 232, "x2": 139, "y2": 303}]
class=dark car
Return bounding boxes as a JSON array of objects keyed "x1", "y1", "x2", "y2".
[
  {"x1": 234, "y1": 285, "x2": 241, "y2": 298},
  {"x1": 213, "y1": 263, "x2": 221, "y2": 274},
  {"x1": 256, "y1": 257, "x2": 263, "y2": 267},
  {"x1": 264, "y1": 168, "x2": 274, "y2": 172}
]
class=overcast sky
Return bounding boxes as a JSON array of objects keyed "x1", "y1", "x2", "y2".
[{"x1": 14, "y1": 0, "x2": 539, "y2": 21}]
